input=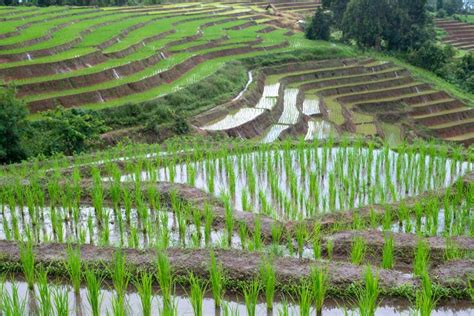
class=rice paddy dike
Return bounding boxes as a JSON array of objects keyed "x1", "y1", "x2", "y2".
[{"x1": 0, "y1": 137, "x2": 473, "y2": 315}]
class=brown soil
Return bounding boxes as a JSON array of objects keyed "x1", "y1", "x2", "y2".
[
  {"x1": 324, "y1": 230, "x2": 474, "y2": 265},
  {"x1": 431, "y1": 259, "x2": 474, "y2": 288}
]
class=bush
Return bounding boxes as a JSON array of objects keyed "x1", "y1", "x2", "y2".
[
  {"x1": 407, "y1": 41, "x2": 455, "y2": 75},
  {"x1": 0, "y1": 87, "x2": 28, "y2": 164},
  {"x1": 436, "y1": 8, "x2": 447, "y2": 17},
  {"x1": 23, "y1": 107, "x2": 107, "y2": 157}
]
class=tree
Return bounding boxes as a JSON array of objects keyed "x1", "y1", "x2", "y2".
[
  {"x1": 0, "y1": 87, "x2": 28, "y2": 164},
  {"x1": 330, "y1": 0, "x2": 350, "y2": 27},
  {"x1": 342, "y1": 0, "x2": 390, "y2": 48},
  {"x1": 305, "y1": 7, "x2": 332, "y2": 41},
  {"x1": 321, "y1": 0, "x2": 332, "y2": 9}
]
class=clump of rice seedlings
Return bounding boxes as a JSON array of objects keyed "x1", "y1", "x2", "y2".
[
  {"x1": 204, "y1": 204, "x2": 213, "y2": 247},
  {"x1": 222, "y1": 301, "x2": 239, "y2": 316},
  {"x1": 468, "y1": 279, "x2": 474, "y2": 302},
  {"x1": 326, "y1": 239, "x2": 334, "y2": 260},
  {"x1": 252, "y1": 217, "x2": 262, "y2": 251},
  {"x1": 351, "y1": 237, "x2": 366, "y2": 265},
  {"x1": 110, "y1": 249, "x2": 130, "y2": 299},
  {"x1": 66, "y1": 245, "x2": 82, "y2": 295},
  {"x1": 209, "y1": 250, "x2": 225, "y2": 307},
  {"x1": 238, "y1": 222, "x2": 249, "y2": 250},
  {"x1": 19, "y1": 241, "x2": 35, "y2": 290},
  {"x1": 53, "y1": 287, "x2": 69, "y2": 316},
  {"x1": 157, "y1": 251, "x2": 173, "y2": 310},
  {"x1": 134, "y1": 272, "x2": 153, "y2": 316},
  {"x1": 188, "y1": 272, "x2": 207, "y2": 316},
  {"x1": 260, "y1": 259, "x2": 276, "y2": 310},
  {"x1": 37, "y1": 268, "x2": 52, "y2": 316},
  {"x1": 310, "y1": 266, "x2": 327, "y2": 314},
  {"x1": 295, "y1": 223, "x2": 308, "y2": 259},
  {"x1": 413, "y1": 238, "x2": 430, "y2": 277},
  {"x1": 356, "y1": 265, "x2": 379, "y2": 316},
  {"x1": 1, "y1": 281, "x2": 26, "y2": 316},
  {"x1": 243, "y1": 279, "x2": 260, "y2": 316},
  {"x1": 223, "y1": 194, "x2": 234, "y2": 247},
  {"x1": 444, "y1": 238, "x2": 462, "y2": 261},
  {"x1": 85, "y1": 268, "x2": 103, "y2": 316},
  {"x1": 382, "y1": 233, "x2": 394, "y2": 269},
  {"x1": 111, "y1": 293, "x2": 127, "y2": 316},
  {"x1": 278, "y1": 299, "x2": 290, "y2": 316},
  {"x1": 298, "y1": 282, "x2": 312, "y2": 316},
  {"x1": 414, "y1": 272, "x2": 438, "y2": 316}
]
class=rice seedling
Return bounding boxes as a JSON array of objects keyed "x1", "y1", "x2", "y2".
[
  {"x1": 278, "y1": 299, "x2": 290, "y2": 316},
  {"x1": 188, "y1": 272, "x2": 207, "y2": 316},
  {"x1": 36, "y1": 268, "x2": 53, "y2": 316},
  {"x1": 298, "y1": 282, "x2": 312, "y2": 316},
  {"x1": 326, "y1": 239, "x2": 334, "y2": 260},
  {"x1": 209, "y1": 249, "x2": 225, "y2": 307},
  {"x1": 156, "y1": 250, "x2": 173, "y2": 309},
  {"x1": 66, "y1": 245, "x2": 82, "y2": 294},
  {"x1": 110, "y1": 249, "x2": 130, "y2": 299},
  {"x1": 243, "y1": 279, "x2": 260, "y2": 316},
  {"x1": 414, "y1": 272, "x2": 438, "y2": 316},
  {"x1": 310, "y1": 266, "x2": 328, "y2": 314},
  {"x1": 351, "y1": 237, "x2": 366, "y2": 265},
  {"x1": 413, "y1": 238, "x2": 430, "y2": 277},
  {"x1": 111, "y1": 293, "x2": 127, "y2": 316},
  {"x1": 260, "y1": 258, "x2": 276, "y2": 310},
  {"x1": 1, "y1": 282, "x2": 26, "y2": 316},
  {"x1": 19, "y1": 240, "x2": 35, "y2": 290},
  {"x1": 53, "y1": 286, "x2": 69, "y2": 316},
  {"x1": 382, "y1": 233, "x2": 394, "y2": 269},
  {"x1": 134, "y1": 272, "x2": 153, "y2": 316},
  {"x1": 356, "y1": 265, "x2": 379, "y2": 316},
  {"x1": 85, "y1": 268, "x2": 103, "y2": 316}
]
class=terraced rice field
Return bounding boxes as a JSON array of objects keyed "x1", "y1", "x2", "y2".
[
  {"x1": 0, "y1": 2, "x2": 316, "y2": 113},
  {"x1": 195, "y1": 58, "x2": 474, "y2": 146},
  {"x1": 0, "y1": 138, "x2": 473, "y2": 315},
  {"x1": 436, "y1": 19, "x2": 474, "y2": 51}
]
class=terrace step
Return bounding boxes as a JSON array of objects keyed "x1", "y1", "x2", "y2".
[
  {"x1": 429, "y1": 117, "x2": 474, "y2": 130},
  {"x1": 410, "y1": 98, "x2": 464, "y2": 115},
  {"x1": 415, "y1": 108, "x2": 474, "y2": 127}
]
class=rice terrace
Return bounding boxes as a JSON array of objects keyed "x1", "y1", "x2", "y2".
[{"x1": 0, "y1": 0, "x2": 473, "y2": 315}]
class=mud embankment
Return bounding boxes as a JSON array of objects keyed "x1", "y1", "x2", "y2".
[
  {"x1": 324, "y1": 230, "x2": 474, "y2": 265},
  {"x1": 0, "y1": 240, "x2": 419, "y2": 294}
]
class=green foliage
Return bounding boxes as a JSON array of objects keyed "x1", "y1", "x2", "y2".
[
  {"x1": 342, "y1": 0, "x2": 390, "y2": 48},
  {"x1": 306, "y1": 7, "x2": 332, "y2": 41},
  {"x1": 0, "y1": 87, "x2": 28, "y2": 164},
  {"x1": 407, "y1": 42, "x2": 455, "y2": 74},
  {"x1": 24, "y1": 107, "x2": 107, "y2": 157}
]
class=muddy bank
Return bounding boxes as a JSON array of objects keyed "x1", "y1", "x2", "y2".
[
  {"x1": 324, "y1": 230, "x2": 474, "y2": 264},
  {"x1": 431, "y1": 259, "x2": 474, "y2": 288},
  {"x1": 0, "y1": 240, "x2": 418, "y2": 295}
]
